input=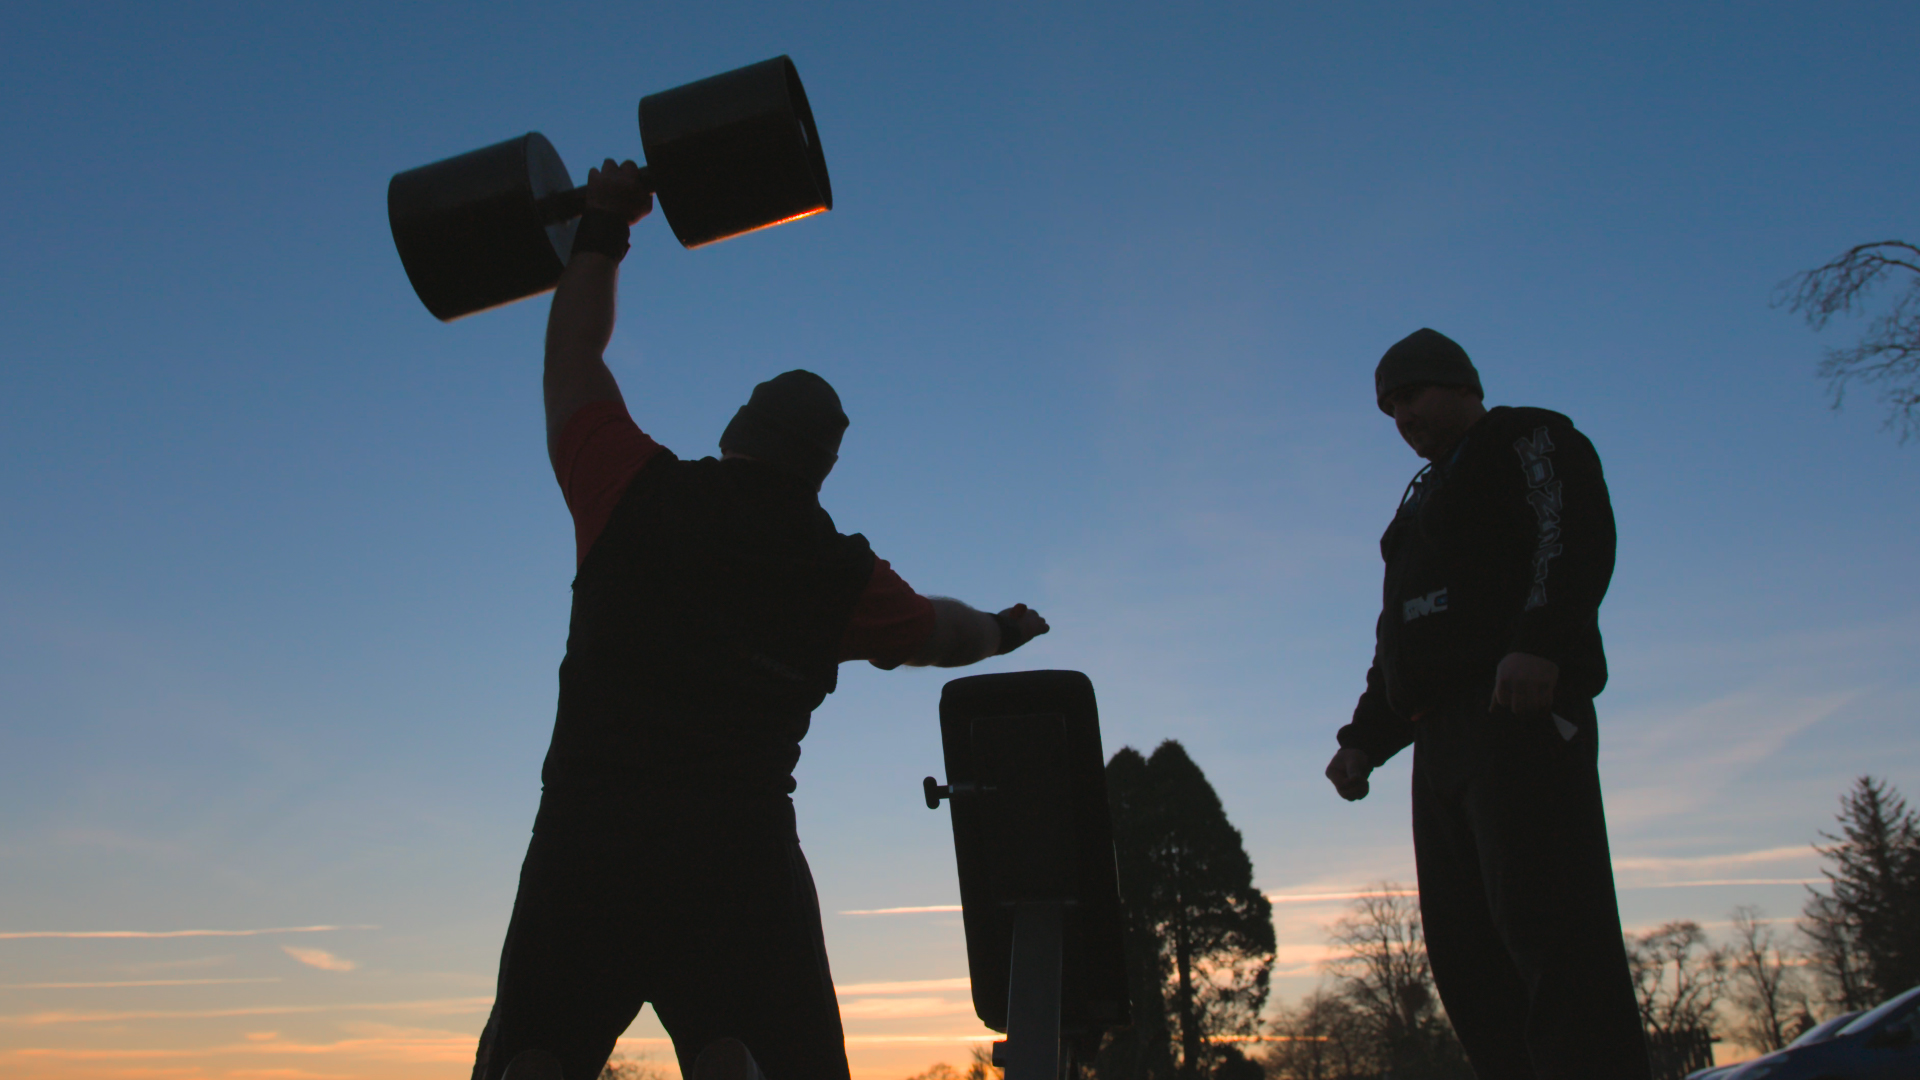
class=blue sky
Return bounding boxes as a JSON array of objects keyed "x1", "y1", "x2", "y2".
[{"x1": 2, "y1": 2, "x2": 1918, "y2": 1077}]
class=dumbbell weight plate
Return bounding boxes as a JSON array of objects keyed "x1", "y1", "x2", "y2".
[
  {"x1": 641, "y1": 55, "x2": 831, "y2": 249},
  {"x1": 387, "y1": 56, "x2": 832, "y2": 321},
  {"x1": 388, "y1": 133, "x2": 579, "y2": 322}
]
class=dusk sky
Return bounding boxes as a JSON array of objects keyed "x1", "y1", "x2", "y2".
[{"x1": 3, "y1": 2, "x2": 1918, "y2": 1078}]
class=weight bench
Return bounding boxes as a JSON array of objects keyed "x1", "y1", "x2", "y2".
[{"x1": 923, "y1": 670, "x2": 1131, "y2": 1080}]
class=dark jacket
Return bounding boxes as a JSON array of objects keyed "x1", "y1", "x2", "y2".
[
  {"x1": 1338, "y1": 406, "x2": 1616, "y2": 766},
  {"x1": 536, "y1": 452, "x2": 877, "y2": 834}
]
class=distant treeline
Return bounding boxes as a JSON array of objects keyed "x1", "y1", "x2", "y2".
[{"x1": 892, "y1": 769, "x2": 1920, "y2": 1080}]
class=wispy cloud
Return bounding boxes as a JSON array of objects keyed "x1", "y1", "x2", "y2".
[
  {"x1": 1623, "y1": 878, "x2": 1821, "y2": 890},
  {"x1": 1603, "y1": 689, "x2": 1853, "y2": 826},
  {"x1": 840, "y1": 997, "x2": 977, "y2": 1020},
  {"x1": 127, "y1": 954, "x2": 240, "y2": 973},
  {"x1": 281, "y1": 947, "x2": 356, "y2": 972},
  {"x1": 1263, "y1": 851, "x2": 1819, "y2": 908},
  {"x1": 842, "y1": 1035, "x2": 997, "y2": 1045},
  {"x1": 0, "y1": 925, "x2": 375, "y2": 941},
  {"x1": 838, "y1": 906, "x2": 962, "y2": 916},
  {"x1": 1610, "y1": 845, "x2": 1823, "y2": 892},
  {"x1": 0, "y1": 997, "x2": 491, "y2": 1026},
  {"x1": 1613, "y1": 846, "x2": 1812, "y2": 873},
  {"x1": 6, "y1": 1028, "x2": 477, "y2": 1066},
  {"x1": 0, "y1": 977, "x2": 281, "y2": 990},
  {"x1": 1264, "y1": 888, "x2": 1417, "y2": 905},
  {"x1": 838, "y1": 977, "x2": 971, "y2": 996}
]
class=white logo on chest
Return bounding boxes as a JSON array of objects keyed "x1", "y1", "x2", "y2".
[{"x1": 1403, "y1": 588, "x2": 1449, "y2": 623}]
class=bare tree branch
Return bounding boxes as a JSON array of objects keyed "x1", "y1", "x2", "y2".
[
  {"x1": 1725, "y1": 906, "x2": 1809, "y2": 1053},
  {"x1": 1309, "y1": 884, "x2": 1471, "y2": 1076},
  {"x1": 1775, "y1": 240, "x2": 1920, "y2": 442},
  {"x1": 1323, "y1": 887, "x2": 1436, "y2": 1041},
  {"x1": 1625, "y1": 920, "x2": 1728, "y2": 1038}
]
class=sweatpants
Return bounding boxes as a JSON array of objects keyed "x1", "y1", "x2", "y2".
[
  {"x1": 1410, "y1": 695, "x2": 1650, "y2": 1080},
  {"x1": 469, "y1": 817, "x2": 851, "y2": 1080}
]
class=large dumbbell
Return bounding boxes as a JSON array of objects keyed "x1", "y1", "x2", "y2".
[{"x1": 388, "y1": 55, "x2": 831, "y2": 322}]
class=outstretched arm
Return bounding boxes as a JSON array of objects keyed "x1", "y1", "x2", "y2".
[
  {"x1": 544, "y1": 159, "x2": 653, "y2": 467},
  {"x1": 901, "y1": 599, "x2": 1049, "y2": 668}
]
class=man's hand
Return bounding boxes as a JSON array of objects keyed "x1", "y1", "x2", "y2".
[
  {"x1": 1325, "y1": 747, "x2": 1373, "y2": 801},
  {"x1": 994, "y1": 604, "x2": 1049, "y2": 655},
  {"x1": 1491, "y1": 651, "x2": 1559, "y2": 716},
  {"x1": 906, "y1": 599, "x2": 1049, "y2": 668},
  {"x1": 585, "y1": 159, "x2": 653, "y2": 225}
]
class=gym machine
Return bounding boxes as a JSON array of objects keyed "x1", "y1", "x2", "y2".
[{"x1": 924, "y1": 671, "x2": 1131, "y2": 1080}]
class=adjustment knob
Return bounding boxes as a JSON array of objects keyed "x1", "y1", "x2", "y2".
[{"x1": 923, "y1": 776, "x2": 951, "y2": 810}]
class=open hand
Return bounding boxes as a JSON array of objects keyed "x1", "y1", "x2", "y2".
[{"x1": 586, "y1": 158, "x2": 653, "y2": 225}]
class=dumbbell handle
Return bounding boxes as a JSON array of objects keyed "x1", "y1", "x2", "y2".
[{"x1": 534, "y1": 165, "x2": 658, "y2": 226}]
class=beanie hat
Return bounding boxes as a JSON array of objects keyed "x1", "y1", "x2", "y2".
[
  {"x1": 718, "y1": 369, "x2": 848, "y2": 484},
  {"x1": 1374, "y1": 328, "x2": 1482, "y2": 415}
]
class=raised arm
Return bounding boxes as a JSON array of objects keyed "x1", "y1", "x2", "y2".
[
  {"x1": 901, "y1": 599, "x2": 1049, "y2": 668},
  {"x1": 544, "y1": 159, "x2": 653, "y2": 467}
]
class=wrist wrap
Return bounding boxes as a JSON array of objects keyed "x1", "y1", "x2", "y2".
[
  {"x1": 992, "y1": 607, "x2": 1035, "y2": 656},
  {"x1": 570, "y1": 209, "x2": 631, "y2": 263}
]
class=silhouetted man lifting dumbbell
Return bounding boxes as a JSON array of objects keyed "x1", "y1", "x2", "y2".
[{"x1": 470, "y1": 161, "x2": 1049, "y2": 1080}]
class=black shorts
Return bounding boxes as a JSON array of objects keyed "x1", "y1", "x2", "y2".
[{"x1": 470, "y1": 822, "x2": 851, "y2": 1080}]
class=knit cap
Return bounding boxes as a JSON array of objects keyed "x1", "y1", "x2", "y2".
[
  {"x1": 1374, "y1": 328, "x2": 1482, "y2": 415},
  {"x1": 718, "y1": 370, "x2": 848, "y2": 484}
]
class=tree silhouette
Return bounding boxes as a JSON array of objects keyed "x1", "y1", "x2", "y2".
[
  {"x1": 1625, "y1": 921, "x2": 1727, "y2": 1039},
  {"x1": 1095, "y1": 741, "x2": 1274, "y2": 1080},
  {"x1": 1724, "y1": 906, "x2": 1808, "y2": 1053},
  {"x1": 1801, "y1": 776, "x2": 1920, "y2": 1003},
  {"x1": 1317, "y1": 887, "x2": 1470, "y2": 1079},
  {"x1": 1775, "y1": 240, "x2": 1920, "y2": 441},
  {"x1": 1265, "y1": 990, "x2": 1372, "y2": 1080},
  {"x1": 598, "y1": 1053, "x2": 671, "y2": 1080},
  {"x1": 900, "y1": 1045, "x2": 999, "y2": 1080},
  {"x1": 1801, "y1": 890, "x2": 1873, "y2": 1014},
  {"x1": 1323, "y1": 889, "x2": 1432, "y2": 1042}
]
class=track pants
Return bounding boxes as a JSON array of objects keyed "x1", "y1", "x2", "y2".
[
  {"x1": 1411, "y1": 696, "x2": 1651, "y2": 1080},
  {"x1": 469, "y1": 818, "x2": 851, "y2": 1080}
]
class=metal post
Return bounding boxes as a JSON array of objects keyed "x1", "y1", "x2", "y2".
[{"x1": 1003, "y1": 901, "x2": 1065, "y2": 1080}]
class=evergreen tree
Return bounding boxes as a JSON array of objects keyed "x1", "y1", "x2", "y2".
[
  {"x1": 1095, "y1": 741, "x2": 1275, "y2": 1080},
  {"x1": 1800, "y1": 891, "x2": 1872, "y2": 1013},
  {"x1": 1802, "y1": 776, "x2": 1920, "y2": 1002},
  {"x1": 1100, "y1": 746, "x2": 1175, "y2": 1080}
]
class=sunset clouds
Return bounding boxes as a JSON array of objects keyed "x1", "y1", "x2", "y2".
[
  {"x1": 280, "y1": 947, "x2": 357, "y2": 973},
  {"x1": 0, "y1": 926, "x2": 373, "y2": 941}
]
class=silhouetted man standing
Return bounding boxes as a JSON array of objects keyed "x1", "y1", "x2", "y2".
[
  {"x1": 470, "y1": 161, "x2": 1050, "y2": 1080},
  {"x1": 1323, "y1": 329, "x2": 1648, "y2": 1078}
]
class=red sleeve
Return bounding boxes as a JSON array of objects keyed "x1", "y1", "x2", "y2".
[
  {"x1": 839, "y1": 558, "x2": 936, "y2": 668},
  {"x1": 553, "y1": 400, "x2": 667, "y2": 566}
]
